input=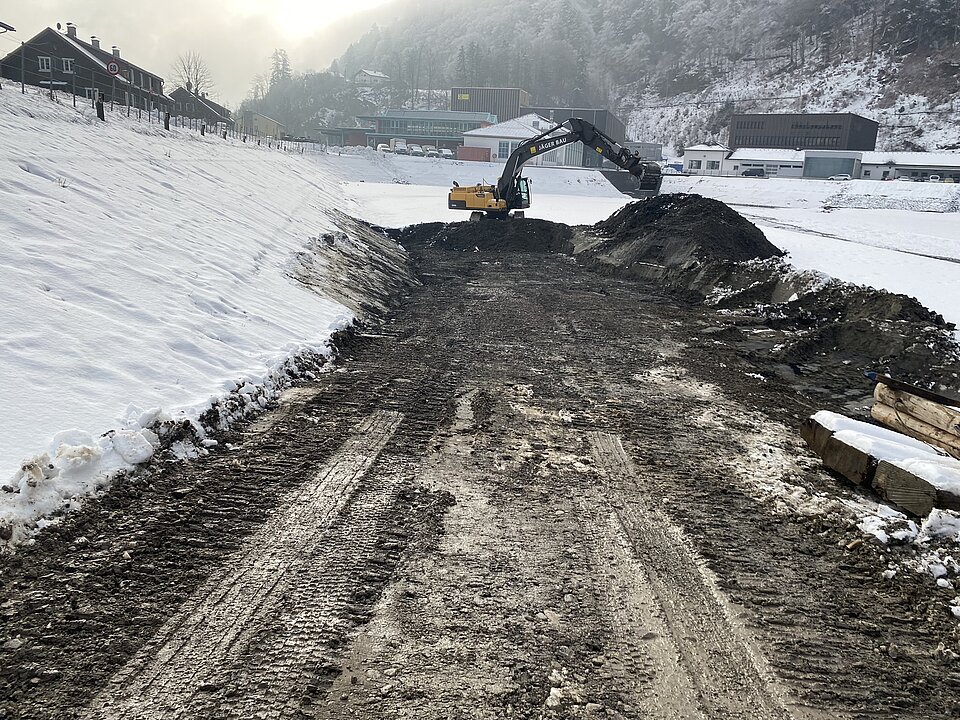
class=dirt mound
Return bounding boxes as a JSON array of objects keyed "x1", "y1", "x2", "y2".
[
  {"x1": 589, "y1": 194, "x2": 784, "y2": 267},
  {"x1": 394, "y1": 218, "x2": 573, "y2": 253}
]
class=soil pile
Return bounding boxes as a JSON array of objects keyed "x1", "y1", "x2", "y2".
[
  {"x1": 587, "y1": 194, "x2": 783, "y2": 268},
  {"x1": 394, "y1": 217, "x2": 573, "y2": 253}
]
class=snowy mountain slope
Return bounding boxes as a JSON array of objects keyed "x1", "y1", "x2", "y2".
[
  {"x1": 625, "y1": 56, "x2": 960, "y2": 152},
  {"x1": 0, "y1": 87, "x2": 412, "y2": 543}
]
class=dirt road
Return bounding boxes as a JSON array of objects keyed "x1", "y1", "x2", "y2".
[{"x1": 2, "y1": 243, "x2": 958, "y2": 719}]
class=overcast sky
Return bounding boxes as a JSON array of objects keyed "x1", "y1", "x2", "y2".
[{"x1": 2, "y1": 0, "x2": 396, "y2": 106}]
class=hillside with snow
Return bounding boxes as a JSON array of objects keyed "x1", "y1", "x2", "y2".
[{"x1": 625, "y1": 56, "x2": 960, "y2": 153}]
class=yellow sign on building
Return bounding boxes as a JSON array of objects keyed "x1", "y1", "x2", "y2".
[{"x1": 457, "y1": 93, "x2": 470, "y2": 101}]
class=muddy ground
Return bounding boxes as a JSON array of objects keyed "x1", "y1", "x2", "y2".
[{"x1": 2, "y1": 199, "x2": 960, "y2": 719}]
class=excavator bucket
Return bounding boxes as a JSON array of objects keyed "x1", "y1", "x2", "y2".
[{"x1": 600, "y1": 169, "x2": 663, "y2": 199}]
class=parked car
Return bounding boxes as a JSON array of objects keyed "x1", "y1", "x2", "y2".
[
  {"x1": 408, "y1": 144, "x2": 424, "y2": 156},
  {"x1": 828, "y1": 174, "x2": 852, "y2": 181},
  {"x1": 424, "y1": 145, "x2": 440, "y2": 158},
  {"x1": 741, "y1": 168, "x2": 765, "y2": 177},
  {"x1": 943, "y1": 177, "x2": 956, "y2": 183},
  {"x1": 896, "y1": 176, "x2": 913, "y2": 181},
  {"x1": 928, "y1": 175, "x2": 941, "y2": 183},
  {"x1": 439, "y1": 148, "x2": 454, "y2": 159},
  {"x1": 376, "y1": 143, "x2": 391, "y2": 153}
]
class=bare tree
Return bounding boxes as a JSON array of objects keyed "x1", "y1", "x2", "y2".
[{"x1": 172, "y1": 51, "x2": 214, "y2": 95}]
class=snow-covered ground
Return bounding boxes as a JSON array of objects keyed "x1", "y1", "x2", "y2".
[{"x1": 3, "y1": 84, "x2": 960, "y2": 549}]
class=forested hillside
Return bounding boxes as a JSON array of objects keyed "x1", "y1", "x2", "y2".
[{"x1": 242, "y1": 0, "x2": 960, "y2": 149}]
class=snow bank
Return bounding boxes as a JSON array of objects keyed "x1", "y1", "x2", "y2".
[{"x1": 0, "y1": 86, "x2": 399, "y2": 544}]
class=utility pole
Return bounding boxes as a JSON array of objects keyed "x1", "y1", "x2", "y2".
[{"x1": 21, "y1": 42, "x2": 25, "y2": 93}]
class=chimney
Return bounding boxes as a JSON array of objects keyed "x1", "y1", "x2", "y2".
[
  {"x1": 112, "y1": 46, "x2": 121, "y2": 58},
  {"x1": 186, "y1": 80, "x2": 192, "y2": 93},
  {"x1": 66, "y1": 23, "x2": 76, "y2": 38},
  {"x1": 91, "y1": 36, "x2": 100, "y2": 49}
]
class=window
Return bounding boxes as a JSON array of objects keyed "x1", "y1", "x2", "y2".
[
  {"x1": 63, "y1": 58, "x2": 74, "y2": 73},
  {"x1": 864, "y1": 170, "x2": 871, "y2": 177},
  {"x1": 38, "y1": 56, "x2": 51, "y2": 72},
  {"x1": 689, "y1": 159, "x2": 702, "y2": 169},
  {"x1": 498, "y1": 141, "x2": 509, "y2": 159},
  {"x1": 706, "y1": 160, "x2": 720, "y2": 170}
]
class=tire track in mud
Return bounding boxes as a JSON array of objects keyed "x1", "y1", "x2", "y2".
[
  {"x1": 85, "y1": 410, "x2": 403, "y2": 720},
  {"x1": 587, "y1": 431, "x2": 794, "y2": 720}
]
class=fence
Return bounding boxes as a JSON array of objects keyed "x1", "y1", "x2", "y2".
[{"x1": 0, "y1": 31, "x2": 324, "y2": 154}]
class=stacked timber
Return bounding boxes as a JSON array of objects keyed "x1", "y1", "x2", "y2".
[
  {"x1": 869, "y1": 378, "x2": 960, "y2": 460},
  {"x1": 801, "y1": 409, "x2": 960, "y2": 517}
]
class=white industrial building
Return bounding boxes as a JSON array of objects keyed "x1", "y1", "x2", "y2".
[
  {"x1": 859, "y1": 151, "x2": 960, "y2": 182},
  {"x1": 681, "y1": 144, "x2": 729, "y2": 175},
  {"x1": 463, "y1": 114, "x2": 583, "y2": 166},
  {"x1": 682, "y1": 144, "x2": 960, "y2": 181},
  {"x1": 723, "y1": 148, "x2": 805, "y2": 178}
]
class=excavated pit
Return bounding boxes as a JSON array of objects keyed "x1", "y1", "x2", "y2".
[{"x1": 393, "y1": 193, "x2": 960, "y2": 397}]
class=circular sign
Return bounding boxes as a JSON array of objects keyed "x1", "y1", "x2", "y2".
[{"x1": 107, "y1": 60, "x2": 120, "y2": 76}]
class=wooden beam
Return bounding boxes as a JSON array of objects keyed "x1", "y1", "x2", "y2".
[
  {"x1": 820, "y1": 434, "x2": 875, "y2": 486},
  {"x1": 799, "y1": 415, "x2": 834, "y2": 456},
  {"x1": 875, "y1": 384, "x2": 960, "y2": 437},
  {"x1": 872, "y1": 460, "x2": 937, "y2": 517}
]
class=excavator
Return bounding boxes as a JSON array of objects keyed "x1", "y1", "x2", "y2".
[{"x1": 447, "y1": 117, "x2": 663, "y2": 220}]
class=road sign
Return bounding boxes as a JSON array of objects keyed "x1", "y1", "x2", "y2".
[{"x1": 107, "y1": 60, "x2": 120, "y2": 76}]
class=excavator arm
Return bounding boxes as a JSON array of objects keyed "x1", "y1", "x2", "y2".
[{"x1": 448, "y1": 117, "x2": 662, "y2": 218}]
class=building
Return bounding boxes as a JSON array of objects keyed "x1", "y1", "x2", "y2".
[
  {"x1": 238, "y1": 110, "x2": 284, "y2": 139},
  {"x1": 463, "y1": 114, "x2": 581, "y2": 165},
  {"x1": 349, "y1": 109, "x2": 496, "y2": 150},
  {"x1": 682, "y1": 144, "x2": 730, "y2": 175},
  {"x1": 353, "y1": 69, "x2": 390, "y2": 87},
  {"x1": 859, "y1": 151, "x2": 960, "y2": 182},
  {"x1": 624, "y1": 142, "x2": 664, "y2": 161},
  {"x1": 723, "y1": 148, "x2": 805, "y2": 177},
  {"x1": 0, "y1": 23, "x2": 170, "y2": 110},
  {"x1": 729, "y1": 113, "x2": 878, "y2": 151},
  {"x1": 450, "y1": 87, "x2": 530, "y2": 122},
  {"x1": 519, "y1": 106, "x2": 627, "y2": 168},
  {"x1": 169, "y1": 86, "x2": 233, "y2": 129}
]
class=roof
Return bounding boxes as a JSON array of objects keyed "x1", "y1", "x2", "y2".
[
  {"x1": 356, "y1": 69, "x2": 389, "y2": 79},
  {"x1": 728, "y1": 148, "x2": 805, "y2": 162},
  {"x1": 170, "y1": 87, "x2": 231, "y2": 121},
  {"x1": 357, "y1": 109, "x2": 497, "y2": 123},
  {"x1": 861, "y1": 151, "x2": 960, "y2": 168},
  {"x1": 463, "y1": 113, "x2": 557, "y2": 139},
  {"x1": 59, "y1": 30, "x2": 164, "y2": 83},
  {"x1": 242, "y1": 110, "x2": 284, "y2": 127},
  {"x1": 684, "y1": 144, "x2": 729, "y2": 152}
]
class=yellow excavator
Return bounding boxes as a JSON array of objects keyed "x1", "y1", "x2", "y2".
[{"x1": 448, "y1": 117, "x2": 663, "y2": 220}]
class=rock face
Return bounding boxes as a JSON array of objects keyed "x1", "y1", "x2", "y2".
[{"x1": 587, "y1": 193, "x2": 783, "y2": 268}]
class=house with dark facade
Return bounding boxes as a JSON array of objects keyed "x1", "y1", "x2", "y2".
[
  {"x1": 0, "y1": 23, "x2": 170, "y2": 110},
  {"x1": 170, "y1": 85, "x2": 233, "y2": 129}
]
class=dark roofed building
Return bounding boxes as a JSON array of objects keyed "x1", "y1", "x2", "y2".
[
  {"x1": 0, "y1": 23, "x2": 170, "y2": 110},
  {"x1": 170, "y1": 86, "x2": 233, "y2": 129}
]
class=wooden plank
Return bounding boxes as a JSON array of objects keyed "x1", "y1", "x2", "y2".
[
  {"x1": 875, "y1": 384, "x2": 960, "y2": 437},
  {"x1": 870, "y1": 402, "x2": 960, "y2": 459},
  {"x1": 872, "y1": 460, "x2": 937, "y2": 517},
  {"x1": 871, "y1": 373, "x2": 960, "y2": 408},
  {"x1": 820, "y1": 434, "x2": 875, "y2": 486},
  {"x1": 799, "y1": 416, "x2": 835, "y2": 456}
]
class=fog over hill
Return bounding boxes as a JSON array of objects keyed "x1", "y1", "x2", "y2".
[{"x1": 243, "y1": 0, "x2": 959, "y2": 149}]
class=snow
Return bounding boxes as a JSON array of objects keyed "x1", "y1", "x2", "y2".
[
  {"x1": 813, "y1": 411, "x2": 943, "y2": 456},
  {"x1": 0, "y1": 87, "x2": 368, "y2": 541}
]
